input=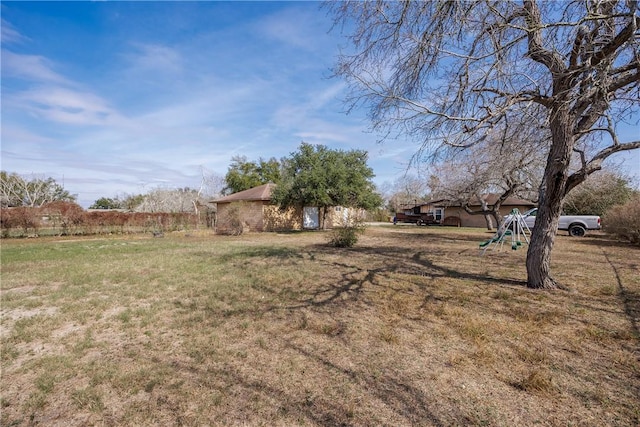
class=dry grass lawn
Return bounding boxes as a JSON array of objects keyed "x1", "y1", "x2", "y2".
[{"x1": 1, "y1": 225, "x2": 638, "y2": 426}]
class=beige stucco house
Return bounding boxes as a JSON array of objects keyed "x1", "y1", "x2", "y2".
[{"x1": 412, "y1": 194, "x2": 535, "y2": 228}]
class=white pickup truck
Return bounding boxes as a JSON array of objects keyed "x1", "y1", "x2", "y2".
[{"x1": 507, "y1": 208, "x2": 601, "y2": 237}]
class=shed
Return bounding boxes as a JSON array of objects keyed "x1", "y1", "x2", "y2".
[
  {"x1": 213, "y1": 184, "x2": 362, "y2": 234},
  {"x1": 213, "y1": 184, "x2": 300, "y2": 234}
]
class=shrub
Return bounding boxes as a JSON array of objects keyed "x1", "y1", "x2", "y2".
[
  {"x1": 602, "y1": 195, "x2": 640, "y2": 245},
  {"x1": 0, "y1": 206, "x2": 200, "y2": 237},
  {"x1": 217, "y1": 202, "x2": 247, "y2": 235},
  {"x1": 1, "y1": 208, "x2": 14, "y2": 237},
  {"x1": 10, "y1": 207, "x2": 39, "y2": 237},
  {"x1": 0, "y1": 208, "x2": 18, "y2": 237},
  {"x1": 367, "y1": 208, "x2": 391, "y2": 222},
  {"x1": 563, "y1": 171, "x2": 635, "y2": 216},
  {"x1": 327, "y1": 224, "x2": 365, "y2": 248},
  {"x1": 41, "y1": 201, "x2": 85, "y2": 235}
]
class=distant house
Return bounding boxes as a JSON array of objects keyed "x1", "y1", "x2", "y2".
[
  {"x1": 400, "y1": 194, "x2": 535, "y2": 228},
  {"x1": 213, "y1": 183, "x2": 359, "y2": 234}
]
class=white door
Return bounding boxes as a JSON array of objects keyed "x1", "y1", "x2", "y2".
[{"x1": 303, "y1": 207, "x2": 319, "y2": 229}]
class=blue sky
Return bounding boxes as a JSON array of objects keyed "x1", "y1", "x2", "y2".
[
  {"x1": 2, "y1": 1, "x2": 416, "y2": 207},
  {"x1": 2, "y1": 2, "x2": 639, "y2": 208}
]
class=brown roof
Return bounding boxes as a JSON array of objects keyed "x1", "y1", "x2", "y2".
[
  {"x1": 213, "y1": 183, "x2": 275, "y2": 203},
  {"x1": 468, "y1": 194, "x2": 535, "y2": 207},
  {"x1": 423, "y1": 194, "x2": 534, "y2": 208}
]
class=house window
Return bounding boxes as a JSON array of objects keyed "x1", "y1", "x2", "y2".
[
  {"x1": 335, "y1": 206, "x2": 342, "y2": 212},
  {"x1": 434, "y1": 208, "x2": 443, "y2": 221}
]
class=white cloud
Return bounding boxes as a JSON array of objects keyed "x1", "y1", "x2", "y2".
[
  {"x1": 0, "y1": 124, "x2": 56, "y2": 146},
  {"x1": 9, "y1": 86, "x2": 123, "y2": 126},
  {"x1": 271, "y1": 83, "x2": 346, "y2": 130},
  {"x1": 1, "y1": 19, "x2": 29, "y2": 45},
  {"x1": 258, "y1": 5, "x2": 326, "y2": 51},
  {"x1": 2, "y1": 46, "x2": 129, "y2": 129},
  {"x1": 123, "y1": 42, "x2": 183, "y2": 77},
  {"x1": 1, "y1": 50, "x2": 70, "y2": 84}
]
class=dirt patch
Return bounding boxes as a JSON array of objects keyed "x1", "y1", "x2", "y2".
[
  {"x1": 1, "y1": 285, "x2": 37, "y2": 294},
  {"x1": 1, "y1": 306, "x2": 58, "y2": 322}
]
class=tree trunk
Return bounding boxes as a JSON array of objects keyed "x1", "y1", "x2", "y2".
[
  {"x1": 493, "y1": 211, "x2": 504, "y2": 230},
  {"x1": 526, "y1": 108, "x2": 574, "y2": 289},
  {"x1": 526, "y1": 212, "x2": 560, "y2": 289},
  {"x1": 321, "y1": 207, "x2": 327, "y2": 230},
  {"x1": 484, "y1": 214, "x2": 494, "y2": 230},
  {"x1": 480, "y1": 199, "x2": 494, "y2": 230},
  {"x1": 192, "y1": 200, "x2": 200, "y2": 230}
]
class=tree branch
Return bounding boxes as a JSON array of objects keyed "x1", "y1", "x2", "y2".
[
  {"x1": 565, "y1": 140, "x2": 640, "y2": 194},
  {"x1": 591, "y1": 13, "x2": 639, "y2": 67},
  {"x1": 523, "y1": 1, "x2": 565, "y2": 74}
]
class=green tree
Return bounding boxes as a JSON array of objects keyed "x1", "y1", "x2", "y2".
[
  {"x1": 223, "y1": 156, "x2": 282, "y2": 195},
  {"x1": 88, "y1": 193, "x2": 146, "y2": 211},
  {"x1": 271, "y1": 143, "x2": 382, "y2": 227},
  {"x1": 119, "y1": 194, "x2": 145, "y2": 211},
  {"x1": 563, "y1": 171, "x2": 636, "y2": 217},
  {"x1": 89, "y1": 197, "x2": 122, "y2": 210}
]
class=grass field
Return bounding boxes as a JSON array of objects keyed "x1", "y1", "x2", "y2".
[{"x1": 1, "y1": 226, "x2": 638, "y2": 426}]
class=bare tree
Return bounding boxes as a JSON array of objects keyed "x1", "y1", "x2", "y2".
[
  {"x1": 429, "y1": 112, "x2": 546, "y2": 229},
  {"x1": 385, "y1": 173, "x2": 431, "y2": 212},
  {"x1": 134, "y1": 169, "x2": 224, "y2": 215},
  {"x1": 197, "y1": 167, "x2": 225, "y2": 201},
  {"x1": 135, "y1": 187, "x2": 200, "y2": 213},
  {"x1": 0, "y1": 171, "x2": 76, "y2": 207},
  {"x1": 193, "y1": 167, "x2": 225, "y2": 228},
  {"x1": 331, "y1": 1, "x2": 639, "y2": 289}
]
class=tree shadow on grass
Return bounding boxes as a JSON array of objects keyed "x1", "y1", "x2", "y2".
[
  {"x1": 571, "y1": 232, "x2": 640, "y2": 250},
  {"x1": 283, "y1": 341, "x2": 448, "y2": 426},
  {"x1": 182, "y1": 324, "x2": 450, "y2": 424},
  {"x1": 164, "y1": 342, "x2": 449, "y2": 426},
  {"x1": 216, "y1": 246, "x2": 305, "y2": 263},
  {"x1": 283, "y1": 242, "x2": 527, "y2": 311},
  {"x1": 564, "y1": 234, "x2": 640, "y2": 340},
  {"x1": 203, "y1": 234, "x2": 529, "y2": 316},
  {"x1": 166, "y1": 357, "x2": 360, "y2": 426},
  {"x1": 601, "y1": 249, "x2": 640, "y2": 339}
]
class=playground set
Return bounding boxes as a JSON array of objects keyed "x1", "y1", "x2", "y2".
[{"x1": 479, "y1": 208, "x2": 532, "y2": 254}]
